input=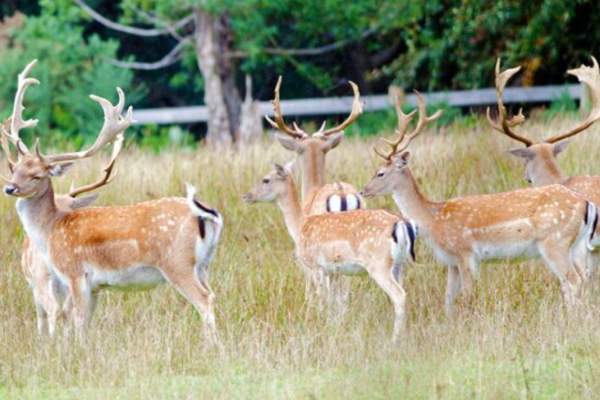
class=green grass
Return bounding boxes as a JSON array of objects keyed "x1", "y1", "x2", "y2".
[{"x1": 2, "y1": 113, "x2": 600, "y2": 399}]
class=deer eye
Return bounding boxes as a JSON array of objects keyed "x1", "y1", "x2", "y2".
[
  {"x1": 262, "y1": 178, "x2": 270, "y2": 184},
  {"x1": 376, "y1": 171, "x2": 385, "y2": 178},
  {"x1": 32, "y1": 175, "x2": 42, "y2": 180}
]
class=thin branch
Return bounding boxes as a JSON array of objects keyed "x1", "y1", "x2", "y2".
[
  {"x1": 74, "y1": 0, "x2": 193, "y2": 37},
  {"x1": 229, "y1": 28, "x2": 376, "y2": 58},
  {"x1": 131, "y1": 7, "x2": 193, "y2": 41},
  {"x1": 110, "y1": 39, "x2": 190, "y2": 70}
]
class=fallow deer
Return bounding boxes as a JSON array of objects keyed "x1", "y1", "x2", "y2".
[
  {"x1": 3, "y1": 122, "x2": 125, "y2": 336},
  {"x1": 488, "y1": 57, "x2": 600, "y2": 277},
  {"x1": 243, "y1": 162, "x2": 417, "y2": 341},
  {"x1": 1, "y1": 60, "x2": 223, "y2": 341},
  {"x1": 266, "y1": 77, "x2": 365, "y2": 216},
  {"x1": 362, "y1": 93, "x2": 598, "y2": 315}
]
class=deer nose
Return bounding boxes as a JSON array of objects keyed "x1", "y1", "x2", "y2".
[{"x1": 4, "y1": 185, "x2": 18, "y2": 195}]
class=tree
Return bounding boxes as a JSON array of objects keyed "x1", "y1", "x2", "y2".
[
  {"x1": 0, "y1": 0, "x2": 138, "y2": 146},
  {"x1": 74, "y1": 0, "x2": 382, "y2": 146}
]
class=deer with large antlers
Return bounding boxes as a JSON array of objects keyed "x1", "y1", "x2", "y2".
[
  {"x1": 266, "y1": 77, "x2": 365, "y2": 216},
  {"x1": 243, "y1": 162, "x2": 417, "y2": 341},
  {"x1": 362, "y1": 93, "x2": 598, "y2": 314},
  {"x1": 8, "y1": 124, "x2": 125, "y2": 336},
  {"x1": 488, "y1": 57, "x2": 600, "y2": 276},
  {"x1": 1, "y1": 61, "x2": 223, "y2": 341}
]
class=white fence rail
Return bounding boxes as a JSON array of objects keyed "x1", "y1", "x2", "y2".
[{"x1": 132, "y1": 84, "x2": 582, "y2": 126}]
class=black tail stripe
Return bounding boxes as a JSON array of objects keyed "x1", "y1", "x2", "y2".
[
  {"x1": 198, "y1": 217, "x2": 206, "y2": 239},
  {"x1": 592, "y1": 206, "x2": 598, "y2": 242},
  {"x1": 391, "y1": 222, "x2": 398, "y2": 244},
  {"x1": 405, "y1": 222, "x2": 416, "y2": 261},
  {"x1": 585, "y1": 202, "x2": 589, "y2": 224},
  {"x1": 193, "y1": 198, "x2": 219, "y2": 218},
  {"x1": 356, "y1": 196, "x2": 361, "y2": 209},
  {"x1": 326, "y1": 196, "x2": 332, "y2": 212},
  {"x1": 341, "y1": 196, "x2": 347, "y2": 211}
]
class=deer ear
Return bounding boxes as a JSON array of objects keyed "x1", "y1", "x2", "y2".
[
  {"x1": 508, "y1": 148, "x2": 535, "y2": 160},
  {"x1": 553, "y1": 140, "x2": 570, "y2": 156},
  {"x1": 48, "y1": 162, "x2": 74, "y2": 177},
  {"x1": 273, "y1": 163, "x2": 288, "y2": 178},
  {"x1": 392, "y1": 151, "x2": 410, "y2": 168},
  {"x1": 320, "y1": 132, "x2": 344, "y2": 151},
  {"x1": 69, "y1": 193, "x2": 99, "y2": 209},
  {"x1": 276, "y1": 134, "x2": 304, "y2": 153}
]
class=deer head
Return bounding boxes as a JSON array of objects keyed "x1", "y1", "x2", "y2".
[
  {"x1": 1, "y1": 60, "x2": 133, "y2": 199},
  {"x1": 487, "y1": 57, "x2": 600, "y2": 185},
  {"x1": 265, "y1": 76, "x2": 363, "y2": 177},
  {"x1": 242, "y1": 162, "x2": 294, "y2": 204}
]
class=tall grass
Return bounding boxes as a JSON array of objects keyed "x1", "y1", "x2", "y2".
[{"x1": 2, "y1": 114, "x2": 600, "y2": 399}]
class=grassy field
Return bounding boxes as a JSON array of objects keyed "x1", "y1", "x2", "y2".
[{"x1": 2, "y1": 114, "x2": 600, "y2": 399}]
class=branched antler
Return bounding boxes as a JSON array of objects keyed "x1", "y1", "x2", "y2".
[
  {"x1": 4, "y1": 60, "x2": 40, "y2": 156},
  {"x1": 486, "y1": 58, "x2": 532, "y2": 147},
  {"x1": 67, "y1": 132, "x2": 125, "y2": 197},
  {"x1": 265, "y1": 76, "x2": 362, "y2": 139},
  {"x1": 264, "y1": 76, "x2": 308, "y2": 139},
  {"x1": 374, "y1": 92, "x2": 442, "y2": 161},
  {"x1": 546, "y1": 56, "x2": 600, "y2": 143},
  {"x1": 37, "y1": 88, "x2": 134, "y2": 164}
]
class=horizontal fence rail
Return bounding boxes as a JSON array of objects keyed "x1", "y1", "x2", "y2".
[{"x1": 132, "y1": 84, "x2": 582, "y2": 125}]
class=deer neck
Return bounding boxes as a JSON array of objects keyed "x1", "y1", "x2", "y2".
[
  {"x1": 15, "y1": 182, "x2": 61, "y2": 255},
  {"x1": 300, "y1": 148, "x2": 325, "y2": 199},
  {"x1": 276, "y1": 177, "x2": 304, "y2": 245},
  {"x1": 391, "y1": 169, "x2": 436, "y2": 234},
  {"x1": 531, "y1": 156, "x2": 565, "y2": 187}
]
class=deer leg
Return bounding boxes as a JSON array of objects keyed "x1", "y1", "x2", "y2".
[
  {"x1": 161, "y1": 266, "x2": 218, "y2": 345},
  {"x1": 367, "y1": 260, "x2": 407, "y2": 342},
  {"x1": 445, "y1": 265, "x2": 461, "y2": 318},
  {"x1": 33, "y1": 295, "x2": 48, "y2": 336},
  {"x1": 538, "y1": 241, "x2": 582, "y2": 310},
  {"x1": 67, "y1": 275, "x2": 93, "y2": 338}
]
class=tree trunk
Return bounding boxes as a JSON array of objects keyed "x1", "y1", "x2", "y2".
[{"x1": 193, "y1": 9, "x2": 241, "y2": 146}]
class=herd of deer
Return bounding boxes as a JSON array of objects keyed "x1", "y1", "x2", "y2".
[{"x1": 2, "y1": 56, "x2": 600, "y2": 344}]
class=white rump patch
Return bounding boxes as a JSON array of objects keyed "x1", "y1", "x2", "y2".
[{"x1": 327, "y1": 195, "x2": 342, "y2": 212}]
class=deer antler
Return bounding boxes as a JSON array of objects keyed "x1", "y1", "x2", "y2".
[
  {"x1": 3, "y1": 60, "x2": 40, "y2": 156},
  {"x1": 315, "y1": 81, "x2": 363, "y2": 137},
  {"x1": 374, "y1": 92, "x2": 442, "y2": 160},
  {"x1": 486, "y1": 58, "x2": 533, "y2": 147},
  {"x1": 264, "y1": 76, "x2": 308, "y2": 139},
  {"x1": 545, "y1": 56, "x2": 600, "y2": 143},
  {"x1": 266, "y1": 76, "x2": 363, "y2": 139},
  {"x1": 37, "y1": 88, "x2": 133, "y2": 164},
  {"x1": 0, "y1": 119, "x2": 17, "y2": 172},
  {"x1": 67, "y1": 132, "x2": 125, "y2": 197}
]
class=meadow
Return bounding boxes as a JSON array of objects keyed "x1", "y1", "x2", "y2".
[{"x1": 2, "y1": 114, "x2": 600, "y2": 399}]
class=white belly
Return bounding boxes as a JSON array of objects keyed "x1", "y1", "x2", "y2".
[
  {"x1": 319, "y1": 261, "x2": 366, "y2": 276},
  {"x1": 474, "y1": 240, "x2": 538, "y2": 260},
  {"x1": 86, "y1": 265, "x2": 166, "y2": 291}
]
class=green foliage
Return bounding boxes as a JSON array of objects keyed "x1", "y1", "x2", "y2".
[
  {"x1": 136, "y1": 124, "x2": 196, "y2": 153},
  {"x1": 0, "y1": 0, "x2": 141, "y2": 147},
  {"x1": 385, "y1": 1, "x2": 600, "y2": 91}
]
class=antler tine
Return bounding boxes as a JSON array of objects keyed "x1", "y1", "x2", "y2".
[
  {"x1": 546, "y1": 55, "x2": 600, "y2": 143},
  {"x1": 0, "y1": 120, "x2": 17, "y2": 172},
  {"x1": 8, "y1": 59, "x2": 40, "y2": 156},
  {"x1": 486, "y1": 58, "x2": 533, "y2": 147},
  {"x1": 373, "y1": 92, "x2": 442, "y2": 161},
  {"x1": 68, "y1": 132, "x2": 125, "y2": 197},
  {"x1": 395, "y1": 91, "x2": 442, "y2": 153},
  {"x1": 318, "y1": 81, "x2": 363, "y2": 137},
  {"x1": 264, "y1": 76, "x2": 308, "y2": 139},
  {"x1": 40, "y1": 87, "x2": 133, "y2": 164}
]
